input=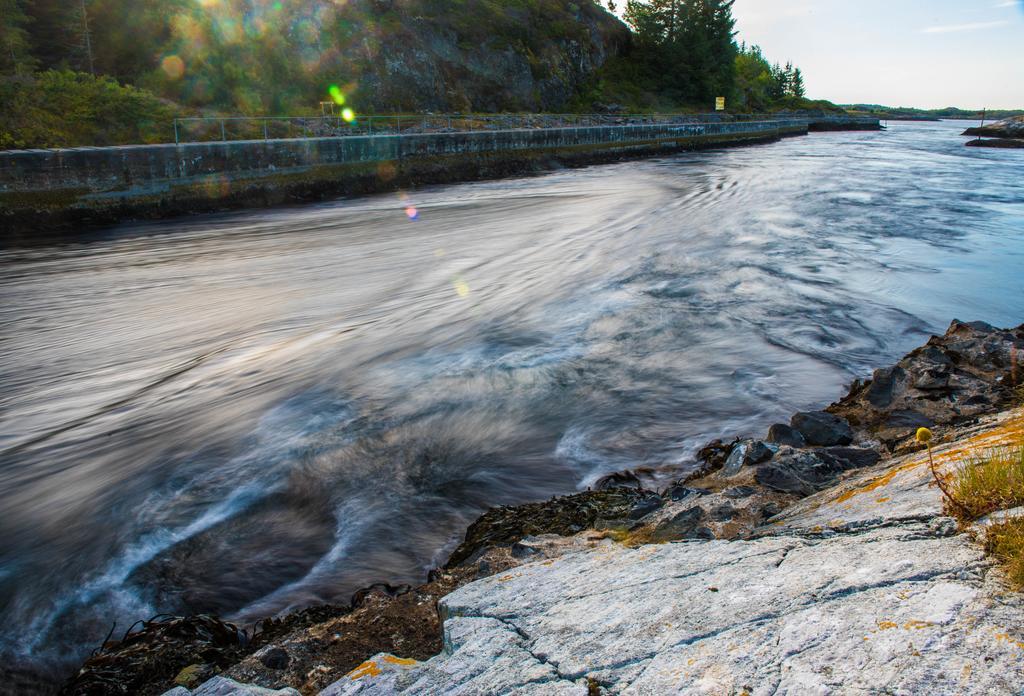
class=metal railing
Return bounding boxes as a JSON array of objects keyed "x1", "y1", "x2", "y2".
[{"x1": 171, "y1": 113, "x2": 877, "y2": 145}]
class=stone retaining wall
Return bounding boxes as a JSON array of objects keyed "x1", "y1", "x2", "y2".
[{"x1": 0, "y1": 117, "x2": 878, "y2": 235}]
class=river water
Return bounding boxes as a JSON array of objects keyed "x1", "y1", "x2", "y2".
[{"x1": 1, "y1": 120, "x2": 1022, "y2": 676}]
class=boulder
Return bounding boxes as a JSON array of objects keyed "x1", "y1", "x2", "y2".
[
  {"x1": 765, "y1": 423, "x2": 806, "y2": 448},
  {"x1": 256, "y1": 647, "x2": 289, "y2": 671},
  {"x1": 790, "y1": 411, "x2": 854, "y2": 446},
  {"x1": 720, "y1": 439, "x2": 773, "y2": 476},
  {"x1": 754, "y1": 447, "x2": 880, "y2": 496}
]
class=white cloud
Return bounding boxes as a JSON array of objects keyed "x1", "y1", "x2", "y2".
[{"x1": 922, "y1": 20, "x2": 1009, "y2": 33}]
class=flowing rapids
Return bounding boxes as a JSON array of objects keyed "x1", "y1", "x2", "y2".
[{"x1": 1, "y1": 120, "x2": 1022, "y2": 675}]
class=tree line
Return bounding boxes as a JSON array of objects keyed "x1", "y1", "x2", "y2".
[
  {"x1": 611, "y1": 0, "x2": 807, "y2": 111},
  {"x1": 0, "y1": 0, "x2": 820, "y2": 148}
]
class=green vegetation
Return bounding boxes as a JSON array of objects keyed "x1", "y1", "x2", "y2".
[
  {"x1": 1, "y1": 0, "x2": 836, "y2": 148},
  {"x1": 0, "y1": 70, "x2": 177, "y2": 149},
  {"x1": 947, "y1": 438, "x2": 1024, "y2": 589},
  {"x1": 949, "y1": 441, "x2": 1024, "y2": 521},
  {"x1": 844, "y1": 104, "x2": 1024, "y2": 121},
  {"x1": 985, "y1": 518, "x2": 1024, "y2": 589}
]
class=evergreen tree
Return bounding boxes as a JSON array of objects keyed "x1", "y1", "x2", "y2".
[
  {"x1": 790, "y1": 67, "x2": 805, "y2": 98},
  {"x1": 0, "y1": 0, "x2": 36, "y2": 75}
]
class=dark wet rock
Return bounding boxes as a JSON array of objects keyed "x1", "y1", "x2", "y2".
[
  {"x1": 883, "y1": 410, "x2": 934, "y2": 428},
  {"x1": 256, "y1": 647, "x2": 289, "y2": 671},
  {"x1": 866, "y1": 367, "x2": 907, "y2": 408},
  {"x1": 721, "y1": 440, "x2": 773, "y2": 476},
  {"x1": 651, "y1": 507, "x2": 710, "y2": 542},
  {"x1": 754, "y1": 446, "x2": 880, "y2": 497},
  {"x1": 662, "y1": 485, "x2": 710, "y2": 502},
  {"x1": 819, "y1": 447, "x2": 882, "y2": 470},
  {"x1": 828, "y1": 320, "x2": 1024, "y2": 449},
  {"x1": 966, "y1": 138, "x2": 1024, "y2": 148},
  {"x1": 765, "y1": 424, "x2": 806, "y2": 448},
  {"x1": 710, "y1": 503, "x2": 737, "y2": 522},
  {"x1": 628, "y1": 496, "x2": 665, "y2": 520},
  {"x1": 722, "y1": 485, "x2": 758, "y2": 499},
  {"x1": 791, "y1": 411, "x2": 854, "y2": 446},
  {"x1": 445, "y1": 488, "x2": 648, "y2": 568}
]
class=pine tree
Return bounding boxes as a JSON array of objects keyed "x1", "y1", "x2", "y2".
[
  {"x1": 0, "y1": 0, "x2": 36, "y2": 75},
  {"x1": 791, "y1": 67, "x2": 805, "y2": 98}
]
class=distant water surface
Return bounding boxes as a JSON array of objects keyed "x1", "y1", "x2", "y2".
[{"x1": 1, "y1": 120, "x2": 1022, "y2": 677}]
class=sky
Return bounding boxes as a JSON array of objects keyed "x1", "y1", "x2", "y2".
[{"x1": 730, "y1": 0, "x2": 1024, "y2": 109}]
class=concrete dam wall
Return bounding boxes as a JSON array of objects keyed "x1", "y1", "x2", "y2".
[{"x1": 0, "y1": 117, "x2": 879, "y2": 234}]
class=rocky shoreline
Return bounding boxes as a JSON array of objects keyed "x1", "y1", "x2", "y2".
[
  {"x1": 60, "y1": 320, "x2": 1024, "y2": 695},
  {"x1": 962, "y1": 116, "x2": 1024, "y2": 149}
]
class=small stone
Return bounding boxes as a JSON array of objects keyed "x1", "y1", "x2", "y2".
[
  {"x1": 258, "y1": 646, "x2": 290, "y2": 670},
  {"x1": 663, "y1": 485, "x2": 708, "y2": 502},
  {"x1": 710, "y1": 504, "x2": 736, "y2": 522},
  {"x1": 765, "y1": 424, "x2": 806, "y2": 448},
  {"x1": 722, "y1": 486, "x2": 757, "y2": 499},
  {"x1": 722, "y1": 440, "x2": 773, "y2": 476},
  {"x1": 791, "y1": 411, "x2": 854, "y2": 446}
]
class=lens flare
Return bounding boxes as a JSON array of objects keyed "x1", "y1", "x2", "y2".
[
  {"x1": 342, "y1": 108, "x2": 356, "y2": 122},
  {"x1": 454, "y1": 280, "x2": 470, "y2": 298},
  {"x1": 328, "y1": 85, "x2": 345, "y2": 105},
  {"x1": 405, "y1": 206, "x2": 419, "y2": 220},
  {"x1": 160, "y1": 55, "x2": 185, "y2": 80}
]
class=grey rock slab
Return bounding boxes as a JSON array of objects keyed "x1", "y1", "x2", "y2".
[
  {"x1": 320, "y1": 617, "x2": 586, "y2": 695},
  {"x1": 324, "y1": 525, "x2": 1021, "y2": 694},
  {"x1": 164, "y1": 677, "x2": 301, "y2": 696}
]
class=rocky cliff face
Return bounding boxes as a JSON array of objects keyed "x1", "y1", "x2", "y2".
[{"x1": 332, "y1": 0, "x2": 629, "y2": 112}]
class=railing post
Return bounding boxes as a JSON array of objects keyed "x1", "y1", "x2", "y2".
[
  {"x1": 263, "y1": 119, "x2": 268, "y2": 140},
  {"x1": 221, "y1": 119, "x2": 226, "y2": 142},
  {"x1": 173, "y1": 119, "x2": 179, "y2": 145},
  {"x1": 369, "y1": 116, "x2": 373, "y2": 135}
]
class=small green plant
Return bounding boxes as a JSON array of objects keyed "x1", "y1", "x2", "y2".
[
  {"x1": 917, "y1": 427, "x2": 969, "y2": 518},
  {"x1": 948, "y1": 440, "x2": 1024, "y2": 521},
  {"x1": 946, "y1": 436, "x2": 1024, "y2": 590},
  {"x1": 985, "y1": 518, "x2": 1024, "y2": 590}
]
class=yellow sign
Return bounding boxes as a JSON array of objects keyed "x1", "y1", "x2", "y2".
[{"x1": 715, "y1": 97, "x2": 726, "y2": 111}]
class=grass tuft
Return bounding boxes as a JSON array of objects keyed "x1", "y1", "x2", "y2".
[
  {"x1": 948, "y1": 440, "x2": 1024, "y2": 521},
  {"x1": 985, "y1": 518, "x2": 1024, "y2": 590}
]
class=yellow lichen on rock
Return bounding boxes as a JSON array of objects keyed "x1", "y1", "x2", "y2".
[{"x1": 348, "y1": 660, "x2": 382, "y2": 680}]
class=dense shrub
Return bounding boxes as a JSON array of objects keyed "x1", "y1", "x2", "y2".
[{"x1": 0, "y1": 70, "x2": 179, "y2": 149}]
